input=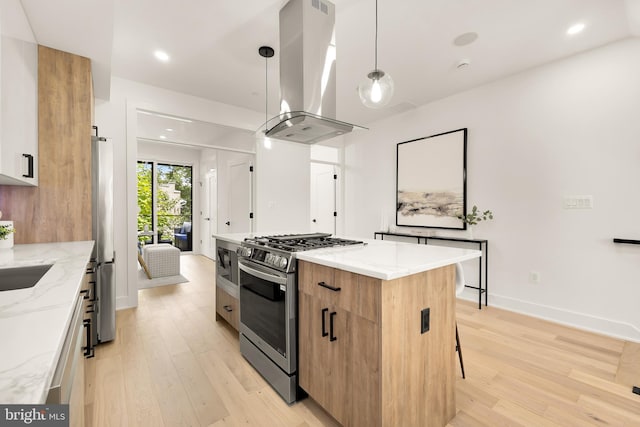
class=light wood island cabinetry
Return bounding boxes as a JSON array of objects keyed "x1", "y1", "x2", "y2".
[{"x1": 298, "y1": 260, "x2": 456, "y2": 427}]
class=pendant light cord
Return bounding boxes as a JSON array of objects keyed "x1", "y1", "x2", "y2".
[
  {"x1": 374, "y1": 0, "x2": 378, "y2": 71},
  {"x1": 265, "y1": 54, "x2": 268, "y2": 132}
]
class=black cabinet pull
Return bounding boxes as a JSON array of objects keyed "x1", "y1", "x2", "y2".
[
  {"x1": 329, "y1": 311, "x2": 337, "y2": 342},
  {"x1": 83, "y1": 319, "x2": 95, "y2": 358},
  {"x1": 80, "y1": 289, "x2": 89, "y2": 300},
  {"x1": 85, "y1": 303, "x2": 95, "y2": 314},
  {"x1": 318, "y1": 281, "x2": 341, "y2": 292},
  {"x1": 321, "y1": 308, "x2": 329, "y2": 337},
  {"x1": 22, "y1": 154, "x2": 34, "y2": 178},
  {"x1": 88, "y1": 281, "x2": 97, "y2": 302},
  {"x1": 223, "y1": 305, "x2": 233, "y2": 312}
]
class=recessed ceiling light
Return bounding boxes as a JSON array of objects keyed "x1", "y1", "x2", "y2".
[
  {"x1": 154, "y1": 50, "x2": 170, "y2": 62},
  {"x1": 566, "y1": 23, "x2": 585, "y2": 35},
  {"x1": 453, "y1": 32, "x2": 478, "y2": 47},
  {"x1": 159, "y1": 135, "x2": 167, "y2": 139},
  {"x1": 165, "y1": 128, "x2": 174, "y2": 132}
]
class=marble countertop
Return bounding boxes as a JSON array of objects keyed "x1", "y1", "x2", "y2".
[
  {"x1": 0, "y1": 241, "x2": 94, "y2": 404},
  {"x1": 213, "y1": 232, "x2": 255, "y2": 245},
  {"x1": 296, "y1": 238, "x2": 481, "y2": 280}
]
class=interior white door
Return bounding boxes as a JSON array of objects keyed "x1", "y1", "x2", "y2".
[
  {"x1": 227, "y1": 161, "x2": 251, "y2": 233},
  {"x1": 201, "y1": 170, "x2": 217, "y2": 259},
  {"x1": 310, "y1": 163, "x2": 336, "y2": 234}
]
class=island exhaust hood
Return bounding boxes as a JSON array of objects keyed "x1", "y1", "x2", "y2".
[{"x1": 264, "y1": 0, "x2": 366, "y2": 144}]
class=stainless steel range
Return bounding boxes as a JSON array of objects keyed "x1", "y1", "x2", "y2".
[{"x1": 237, "y1": 233, "x2": 364, "y2": 403}]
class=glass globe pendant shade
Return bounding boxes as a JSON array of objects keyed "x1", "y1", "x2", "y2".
[{"x1": 358, "y1": 69, "x2": 394, "y2": 108}]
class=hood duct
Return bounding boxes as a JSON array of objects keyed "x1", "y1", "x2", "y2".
[{"x1": 264, "y1": 0, "x2": 366, "y2": 144}]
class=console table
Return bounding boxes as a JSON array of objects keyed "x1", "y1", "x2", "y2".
[{"x1": 374, "y1": 231, "x2": 489, "y2": 309}]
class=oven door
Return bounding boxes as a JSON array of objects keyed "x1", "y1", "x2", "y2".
[{"x1": 238, "y1": 259, "x2": 296, "y2": 374}]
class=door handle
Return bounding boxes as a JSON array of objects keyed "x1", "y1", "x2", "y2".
[
  {"x1": 225, "y1": 221, "x2": 230, "y2": 226},
  {"x1": 329, "y1": 311, "x2": 337, "y2": 342},
  {"x1": 321, "y1": 308, "x2": 329, "y2": 337}
]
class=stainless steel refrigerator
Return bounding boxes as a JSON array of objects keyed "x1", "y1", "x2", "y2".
[{"x1": 91, "y1": 126, "x2": 115, "y2": 349}]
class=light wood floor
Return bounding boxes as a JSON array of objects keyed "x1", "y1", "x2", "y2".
[{"x1": 85, "y1": 255, "x2": 640, "y2": 427}]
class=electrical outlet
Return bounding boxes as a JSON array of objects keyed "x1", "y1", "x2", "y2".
[
  {"x1": 529, "y1": 271, "x2": 541, "y2": 284},
  {"x1": 563, "y1": 195, "x2": 593, "y2": 209},
  {"x1": 421, "y1": 308, "x2": 430, "y2": 334}
]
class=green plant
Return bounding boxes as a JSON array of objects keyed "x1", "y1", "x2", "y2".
[
  {"x1": 457, "y1": 205, "x2": 494, "y2": 226},
  {"x1": 0, "y1": 224, "x2": 15, "y2": 240}
]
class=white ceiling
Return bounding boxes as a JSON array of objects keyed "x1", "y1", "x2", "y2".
[
  {"x1": 17, "y1": 0, "x2": 640, "y2": 128},
  {"x1": 136, "y1": 110, "x2": 255, "y2": 151}
]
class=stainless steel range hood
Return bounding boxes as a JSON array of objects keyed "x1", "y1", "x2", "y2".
[{"x1": 264, "y1": 0, "x2": 366, "y2": 145}]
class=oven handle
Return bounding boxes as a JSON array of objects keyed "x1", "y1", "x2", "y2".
[{"x1": 238, "y1": 260, "x2": 288, "y2": 285}]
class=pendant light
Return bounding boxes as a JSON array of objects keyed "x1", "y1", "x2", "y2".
[
  {"x1": 357, "y1": 0, "x2": 394, "y2": 108},
  {"x1": 259, "y1": 46, "x2": 274, "y2": 149}
]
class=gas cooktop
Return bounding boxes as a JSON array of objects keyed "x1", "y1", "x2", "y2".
[
  {"x1": 244, "y1": 233, "x2": 364, "y2": 252},
  {"x1": 238, "y1": 233, "x2": 365, "y2": 273}
]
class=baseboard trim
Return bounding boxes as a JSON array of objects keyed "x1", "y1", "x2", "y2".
[
  {"x1": 458, "y1": 291, "x2": 640, "y2": 344},
  {"x1": 116, "y1": 296, "x2": 135, "y2": 311}
]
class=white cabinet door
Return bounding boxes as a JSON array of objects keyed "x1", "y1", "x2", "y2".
[{"x1": 0, "y1": 35, "x2": 38, "y2": 186}]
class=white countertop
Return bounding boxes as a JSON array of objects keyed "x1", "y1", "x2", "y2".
[
  {"x1": 0, "y1": 241, "x2": 94, "y2": 404},
  {"x1": 296, "y1": 238, "x2": 481, "y2": 280},
  {"x1": 213, "y1": 232, "x2": 255, "y2": 245}
]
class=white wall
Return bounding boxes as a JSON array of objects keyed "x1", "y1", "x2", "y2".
[
  {"x1": 344, "y1": 38, "x2": 640, "y2": 342},
  {"x1": 95, "y1": 77, "x2": 263, "y2": 310},
  {"x1": 255, "y1": 138, "x2": 311, "y2": 233}
]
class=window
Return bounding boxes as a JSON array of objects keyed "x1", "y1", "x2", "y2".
[{"x1": 137, "y1": 161, "x2": 193, "y2": 251}]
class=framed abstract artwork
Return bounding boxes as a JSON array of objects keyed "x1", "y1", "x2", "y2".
[{"x1": 396, "y1": 128, "x2": 467, "y2": 230}]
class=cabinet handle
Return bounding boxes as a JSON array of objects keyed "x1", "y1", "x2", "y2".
[
  {"x1": 80, "y1": 289, "x2": 89, "y2": 300},
  {"x1": 223, "y1": 305, "x2": 233, "y2": 312},
  {"x1": 317, "y1": 281, "x2": 341, "y2": 292},
  {"x1": 85, "y1": 303, "x2": 96, "y2": 314},
  {"x1": 88, "y1": 281, "x2": 97, "y2": 302},
  {"x1": 321, "y1": 308, "x2": 329, "y2": 337},
  {"x1": 83, "y1": 319, "x2": 95, "y2": 358},
  {"x1": 22, "y1": 154, "x2": 34, "y2": 178},
  {"x1": 329, "y1": 311, "x2": 337, "y2": 342}
]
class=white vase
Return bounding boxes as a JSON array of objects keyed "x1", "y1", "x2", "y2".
[
  {"x1": 0, "y1": 220, "x2": 14, "y2": 249},
  {"x1": 467, "y1": 226, "x2": 474, "y2": 240}
]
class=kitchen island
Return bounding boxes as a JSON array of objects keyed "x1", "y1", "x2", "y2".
[
  {"x1": 0, "y1": 241, "x2": 94, "y2": 404},
  {"x1": 295, "y1": 239, "x2": 480, "y2": 427}
]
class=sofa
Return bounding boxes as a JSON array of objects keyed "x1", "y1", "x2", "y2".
[{"x1": 174, "y1": 222, "x2": 192, "y2": 251}]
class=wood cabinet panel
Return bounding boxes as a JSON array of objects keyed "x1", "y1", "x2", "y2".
[
  {"x1": 0, "y1": 46, "x2": 92, "y2": 243},
  {"x1": 215, "y1": 286, "x2": 239, "y2": 331},
  {"x1": 299, "y1": 261, "x2": 456, "y2": 427},
  {"x1": 299, "y1": 261, "x2": 380, "y2": 324},
  {"x1": 298, "y1": 293, "x2": 350, "y2": 425}
]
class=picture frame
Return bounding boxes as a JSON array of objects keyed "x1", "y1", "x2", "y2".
[{"x1": 396, "y1": 128, "x2": 467, "y2": 230}]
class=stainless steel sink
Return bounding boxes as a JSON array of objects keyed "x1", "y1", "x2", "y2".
[{"x1": 0, "y1": 264, "x2": 54, "y2": 291}]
